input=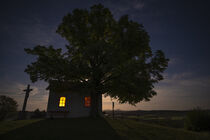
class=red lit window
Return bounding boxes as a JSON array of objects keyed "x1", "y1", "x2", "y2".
[{"x1": 84, "y1": 96, "x2": 91, "y2": 107}]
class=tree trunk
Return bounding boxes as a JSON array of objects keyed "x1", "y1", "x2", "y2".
[{"x1": 90, "y1": 91, "x2": 101, "y2": 118}]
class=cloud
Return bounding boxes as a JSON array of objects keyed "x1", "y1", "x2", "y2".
[
  {"x1": 161, "y1": 72, "x2": 210, "y2": 88},
  {"x1": 103, "y1": 72, "x2": 210, "y2": 110},
  {"x1": 133, "y1": 1, "x2": 145, "y2": 9},
  {"x1": 16, "y1": 18, "x2": 58, "y2": 46},
  {"x1": 0, "y1": 81, "x2": 40, "y2": 96},
  {"x1": 0, "y1": 80, "x2": 49, "y2": 111},
  {"x1": 104, "y1": 0, "x2": 145, "y2": 19},
  {"x1": 168, "y1": 57, "x2": 181, "y2": 66},
  {"x1": 154, "y1": 72, "x2": 210, "y2": 108},
  {"x1": 1, "y1": 17, "x2": 67, "y2": 52},
  {"x1": 16, "y1": 83, "x2": 39, "y2": 96}
]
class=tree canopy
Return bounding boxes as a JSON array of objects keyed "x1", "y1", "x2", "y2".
[{"x1": 25, "y1": 4, "x2": 169, "y2": 115}]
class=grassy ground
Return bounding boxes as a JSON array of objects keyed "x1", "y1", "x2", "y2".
[
  {"x1": 0, "y1": 117, "x2": 209, "y2": 140},
  {"x1": 107, "y1": 118, "x2": 210, "y2": 140},
  {"x1": 0, "y1": 119, "x2": 41, "y2": 135},
  {"x1": 0, "y1": 118, "x2": 121, "y2": 140}
]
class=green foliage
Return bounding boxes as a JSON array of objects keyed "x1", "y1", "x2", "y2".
[
  {"x1": 185, "y1": 108, "x2": 210, "y2": 131},
  {"x1": 24, "y1": 4, "x2": 169, "y2": 108},
  {"x1": 0, "y1": 95, "x2": 18, "y2": 121}
]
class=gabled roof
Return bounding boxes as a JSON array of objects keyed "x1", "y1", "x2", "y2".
[{"x1": 47, "y1": 80, "x2": 91, "y2": 93}]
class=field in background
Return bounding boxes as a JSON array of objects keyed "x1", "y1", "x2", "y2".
[{"x1": 104, "y1": 110, "x2": 189, "y2": 128}]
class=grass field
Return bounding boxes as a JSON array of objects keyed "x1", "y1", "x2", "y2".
[
  {"x1": 108, "y1": 119, "x2": 210, "y2": 140},
  {"x1": 0, "y1": 117, "x2": 210, "y2": 140},
  {"x1": 125, "y1": 114, "x2": 185, "y2": 128}
]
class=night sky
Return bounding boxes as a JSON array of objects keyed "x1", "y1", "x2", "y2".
[{"x1": 0, "y1": 0, "x2": 210, "y2": 111}]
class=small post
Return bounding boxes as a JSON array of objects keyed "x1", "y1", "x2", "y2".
[
  {"x1": 112, "y1": 102, "x2": 114, "y2": 119},
  {"x1": 19, "y1": 84, "x2": 33, "y2": 119}
]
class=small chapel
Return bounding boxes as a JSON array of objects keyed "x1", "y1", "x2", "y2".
[{"x1": 47, "y1": 81, "x2": 102, "y2": 118}]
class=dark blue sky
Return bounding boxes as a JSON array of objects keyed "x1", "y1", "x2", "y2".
[{"x1": 0, "y1": 0, "x2": 210, "y2": 111}]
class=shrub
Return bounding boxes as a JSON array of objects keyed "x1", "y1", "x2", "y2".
[{"x1": 184, "y1": 108, "x2": 210, "y2": 131}]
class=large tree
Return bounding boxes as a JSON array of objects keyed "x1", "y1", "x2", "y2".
[
  {"x1": 25, "y1": 4, "x2": 169, "y2": 117},
  {"x1": 0, "y1": 95, "x2": 18, "y2": 120}
]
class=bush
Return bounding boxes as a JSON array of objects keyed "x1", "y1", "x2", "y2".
[{"x1": 185, "y1": 108, "x2": 210, "y2": 131}]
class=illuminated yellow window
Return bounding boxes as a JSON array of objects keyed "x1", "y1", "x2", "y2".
[
  {"x1": 59, "y1": 97, "x2": 66, "y2": 107},
  {"x1": 84, "y1": 96, "x2": 91, "y2": 107}
]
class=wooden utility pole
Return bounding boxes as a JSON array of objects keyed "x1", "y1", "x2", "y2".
[
  {"x1": 112, "y1": 102, "x2": 114, "y2": 119},
  {"x1": 19, "y1": 84, "x2": 33, "y2": 119}
]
